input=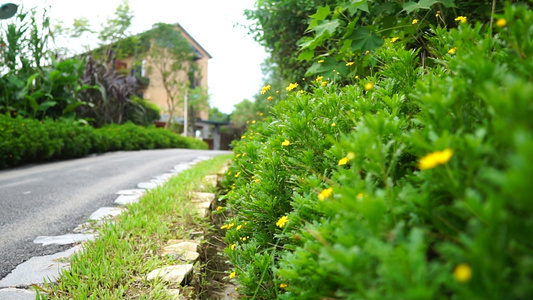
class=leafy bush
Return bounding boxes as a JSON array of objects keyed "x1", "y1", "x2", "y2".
[
  {"x1": 221, "y1": 3, "x2": 533, "y2": 299},
  {"x1": 0, "y1": 115, "x2": 207, "y2": 169}
]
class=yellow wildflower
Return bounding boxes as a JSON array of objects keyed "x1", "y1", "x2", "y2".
[
  {"x1": 346, "y1": 61, "x2": 354, "y2": 66},
  {"x1": 321, "y1": 81, "x2": 328, "y2": 87},
  {"x1": 242, "y1": 153, "x2": 247, "y2": 157},
  {"x1": 331, "y1": 123, "x2": 336, "y2": 127},
  {"x1": 260, "y1": 84, "x2": 271, "y2": 94},
  {"x1": 230, "y1": 243, "x2": 236, "y2": 250},
  {"x1": 282, "y1": 139, "x2": 290, "y2": 146},
  {"x1": 220, "y1": 224, "x2": 228, "y2": 229},
  {"x1": 418, "y1": 148, "x2": 453, "y2": 170},
  {"x1": 496, "y1": 18, "x2": 507, "y2": 27},
  {"x1": 276, "y1": 216, "x2": 289, "y2": 228},
  {"x1": 227, "y1": 171, "x2": 231, "y2": 175},
  {"x1": 255, "y1": 178, "x2": 259, "y2": 183},
  {"x1": 346, "y1": 152, "x2": 356, "y2": 160},
  {"x1": 318, "y1": 59, "x2": 324, "y2": 63},
  {"x1": 448, "y1": 47, "x2": 457, "y2": 55},
  {"x1": 217, "y1": 206, "x2": 223, "y2": 212},
  {"x1": 237, "y1": 225, "x2": 243, "y2": 230},
  {"x1": 280, "y1": 283, "x2": 288, "y2": 289},
  {"x1": 241, "y1": 135, "x2": 246, "y2": 139},
  {"x1": 316, "y1": 76, "x2": 323, "y2": 82},
  {"x1": 453, "y1": 264, "x2": 472, "y2": 282},
  {"x1": 229, "y1": 271, "x2": 236, "y2": 278},
  {"x1": 234, "y1": 171, "x2": 241, "y2": 178},
  {"x1": 286, "y1": 82, "x2": 299, "y2": 91},
  {"x1": 268, "y1": 96, "x2": 273, "y2": 101},
  {"x1": 455, "y1": 16, "x2": 467, "y2": 23},
  {"x1": 318, "y1": 188, "x2": 333, "y2": 201},
  {"x1": 227, "y1": 223, "x2": 235, "y2": 229},
  {"x1": 338, "y1": 157, "x2": 349, "y2": 166},
  {"x1": 391, "y1": 37, "x2": 399, "y2": 43},
  {"x1": 435, "y1": 11, "x2": 441, "y2": 17},
  {"x1": 412, "y1": 19, "x2": 419, "y2": 24},
  {"x1": 364, "y1": 83, "x2": 374, "y2": 91},
  {"x1": 356, "y1": 193, "x2": 364, "y2": 199}
]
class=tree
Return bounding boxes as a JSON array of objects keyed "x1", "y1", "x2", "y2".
[
  {"x1": 209, "y1": 106, "x2": 229, "y2": 122},
  {"x1": 145, "y1": 22, "x2": 196, "y2": 129},
  {"x1": 230, "y1": 99, "x2": 257, "y2": 128}
]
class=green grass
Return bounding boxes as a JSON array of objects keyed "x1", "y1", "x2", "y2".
[{"x1": 39, "y1": 154, "x2": 231, "y2": 299}]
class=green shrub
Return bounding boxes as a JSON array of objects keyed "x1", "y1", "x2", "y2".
[
  {"x1": 0, "y1": 116, "x2": 207, "y2": 169},
  {"x1": 221, "y1": 3, "x2": 533, "y2": 299}
]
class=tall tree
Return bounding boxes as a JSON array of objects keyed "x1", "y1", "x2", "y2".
[{"x1": 146, "y1": 22, "x2": 196, "y2": 129}]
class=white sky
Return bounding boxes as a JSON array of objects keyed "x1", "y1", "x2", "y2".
[{"x1": 19, "y1": 0, "x2": 269, "y2": 114}]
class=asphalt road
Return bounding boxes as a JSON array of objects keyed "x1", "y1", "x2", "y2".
[{"x1": 0, "y1": 149, "x2": 229, "y2": 279}]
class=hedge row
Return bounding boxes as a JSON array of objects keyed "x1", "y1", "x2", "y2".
[
  {"x1": 220, "y1": 4, "x2": 533, "y2": 300},
  {"x1": 0, "y1": 115, "x2": 207, "y2": 169}
]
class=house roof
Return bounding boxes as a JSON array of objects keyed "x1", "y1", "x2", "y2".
[{"x1": 174, "y1": 23, "x2": 212, "y2": 59}]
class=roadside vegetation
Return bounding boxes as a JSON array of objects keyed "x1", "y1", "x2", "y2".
[
  {"x1": 220, "y1": 1, "x2": 533, "y2": 299},
  {"x1": 38, "y1": 154, "x2": 230, "y2": 299}
]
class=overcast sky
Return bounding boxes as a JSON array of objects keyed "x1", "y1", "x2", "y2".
[{"x1": 19, "y1": 0, "x2": 269, "y2": 114}]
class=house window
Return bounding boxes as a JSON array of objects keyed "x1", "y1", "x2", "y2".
[{"x1": 141, "y1": 60, "x2": 146, "y2": 77}]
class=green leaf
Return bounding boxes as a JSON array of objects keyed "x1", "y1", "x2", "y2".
[
  {"x1": 313, "y1": 19, "x2": 341, "y2": 38},
  {"x1": 350, "y1": 27, "x2": 384, "y2": 52},
  {"x1": 25, "y1": 73, "x2": 39, "y2": 88},
  {"x1": 311, "y1": 6, "x2": 330, "y2": 21},
  {"x1": 298, "y1": 49, "x2": 315, "y2": 61},
  {"x1": 347, "y1": 0, "x2": 369, "y2": 14},
  {"x1": 402, "y1": 0, "x2": 438, "y2": 13},
  {"x1": 24, "y1": 95, "x2": 39, "y2": 113},
  {"x1": 38, "y1": 101, "x2": 57, "y2": 111},
  {"x1": 63, "y1": 101, "x2": 87, "y2": 115}
]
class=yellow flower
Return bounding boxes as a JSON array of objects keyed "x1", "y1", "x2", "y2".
[
  {"x1": 496, "y1": 18, "x2": 507, "y2": 27},
  {"x1": 286, "y1": 82, "x2": 299, "y2": 91},
  {"x1": 346, "y1": 152, "x2": 356, "y2": 160},
  {"x1": 412, "y1": 19, "x2": 419, "y2": 24},
  {"x1": 318, "y1": 59, "x2": 324, "y2": 63},
  {"x1": 236, "y1": 225, "x2": 243, "y2": 230},
  {"x1": 435, "y1": 10, "x2": 441, "y2": 17},
  {"x1": 331, "y1": 123, "x2": 336, "y2": 127},
  {"x1": 391, "y1": 37, "x2": 399, "y2": 43},
  {"x1": 229, "y1": 271, "x2": 236, "y2": 278},
  {"x1": 252, "y1": 120, "x2": 256, "y2": 124},
  {"x1": 321, "y1": 81, "x2": 328, "y2": 87},
  {"x1": 453, "y1": 264, "x2": 472, "y2": 282},
  {"x1": 260, "y1": 84, "x2": 271, "y2": 94},
  {"x1": 267, "y1": 96, "x2": 273, "y2": 101},
  {"x1": 338, "y1": 157, "x2": 349, "y2": 166},
  {"x1": 227, "y1": 171, "x2": 231, "y2": 175},
  {"x1": 448, "y1": 47, "x2": 457, "y2": 55},
  {"x1": 364, "y1": 83, "x2": 374, "y2": 91},
  {"x1": 242, "y1": 153, "x2": 247, "y2": 157},
  {"x1": 220, "y1": 224, "x2": 228, "y2": 229},
  {"x1": 234, "y1": 171, "x2": 241, "y2": 178},
  {"x1": 255, "y1": 178, "x2": 259, "y2": 183},
  {"x1": 279, "y1": 283, "x2": 288, "y2": 289},
  {"x1": 346, "y1": 61, "x2": 354, "y2": 66},
  {"x1": 455, "y1": 16, "x2": 467, "y2": 23},
  {"x1": 227, "y1": 222, "x2": 235, "y2": 229},
  {"x1": 276, "y1": 215, "x2": 289, "y2": 228},
  {"x1": 241, "y1": 135, "x2": 246, "y2": 139},
  {"x1": 318, "y1": 188, "x2": 333, "y2": 201},
  {"x1": 217, "y1": 206, "x2": 223, "y2": 212},
  {"x1": 315, "y1": 76, "x2": 323, "y2": 82},
  {"x1": 418, "y1": 148, "x2": 453, "y2": 170},
  {"x1": 281, "y1": 139, "x2": 290, "y2": 146},
  {"x1": 230, "y1": 243, "x2": 236, "y2": 250},
  {"x1": 356, "y1": 193, "x2": 364, "y2": 199}
]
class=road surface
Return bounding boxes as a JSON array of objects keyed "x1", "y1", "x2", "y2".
[{"x1": 0, "y1": 149, "x2": 228, "y2": 279}]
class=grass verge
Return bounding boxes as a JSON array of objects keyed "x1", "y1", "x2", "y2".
[{"x1": 38, "y1": 154, "x2": 231, "y2": 299}]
